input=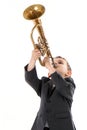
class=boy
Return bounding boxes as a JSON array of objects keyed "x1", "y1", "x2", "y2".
[{"x1": 24, "y1": 49, "x2": 76, "y2": 130}]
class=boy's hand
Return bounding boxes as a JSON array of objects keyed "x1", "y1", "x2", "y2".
[
  {"x1": 43, "y1": 57, "x2": 51, "y2": 69},
  {"x1": 43, "y1": 57, "x2": 56, "y2": 75},
  {"x1": 31, "y1": 49, "x2": 41, "y2": 61},
  {"x1": 27, "y1": 49, "x2": 41, "y2": 71}
]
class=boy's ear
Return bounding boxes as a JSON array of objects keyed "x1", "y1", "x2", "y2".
[{"x1": 65, "y1": 70, "x2": 72, "y2": 78}]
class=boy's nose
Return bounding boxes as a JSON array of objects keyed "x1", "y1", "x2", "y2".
[{"x1": 54, "y1": 63, "x2": 58, "y2": 68}]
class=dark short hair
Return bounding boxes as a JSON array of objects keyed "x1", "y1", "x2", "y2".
[{"x1": 55, "y1": 56, "x2": 72, "y2": 71}]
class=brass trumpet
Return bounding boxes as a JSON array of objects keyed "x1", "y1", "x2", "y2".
[{"x1": 23, "y1": 4, "x2": 55, "y2": 67}]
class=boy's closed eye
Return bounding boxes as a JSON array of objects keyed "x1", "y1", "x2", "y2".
[{"x1": 58, "y1": 61, "x2": 64, "y2": 64}]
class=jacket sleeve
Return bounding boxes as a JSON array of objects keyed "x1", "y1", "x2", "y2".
[
  {"x1": 51, "y1": 72, "x2": 76, "y2": 101},
  {"x1": 24, "y1": 65, "x2": 42, "y2": 96}
]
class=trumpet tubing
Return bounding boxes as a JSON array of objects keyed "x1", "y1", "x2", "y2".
[{"x1": 23, "y1": 4, "x2": 55, "y2": 67}]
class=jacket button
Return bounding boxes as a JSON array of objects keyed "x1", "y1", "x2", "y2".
[{"x1": 53, "y1": 84, "x2": 55, "y2": 87}]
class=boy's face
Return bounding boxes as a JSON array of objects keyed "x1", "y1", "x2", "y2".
[{"x1": 54, "y1": 57, "x2": 72, "y2": 78}]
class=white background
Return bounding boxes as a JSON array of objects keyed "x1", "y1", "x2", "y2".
[{"x1": 0, "y1": 0, "x2": 87, "y2": 130}]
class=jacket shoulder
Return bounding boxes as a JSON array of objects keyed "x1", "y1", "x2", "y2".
[{"x1": 65, "y1": 77, "x2": 76, "y2": 89}]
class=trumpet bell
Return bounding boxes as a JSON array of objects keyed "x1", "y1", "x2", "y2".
[{"x1": 23, "y1": 4, "x2": 45, "y2": 20}]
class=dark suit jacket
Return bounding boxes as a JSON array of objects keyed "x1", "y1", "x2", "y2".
[{"x1": 24, "y1": 65, "x2": 76, "y2": 130}]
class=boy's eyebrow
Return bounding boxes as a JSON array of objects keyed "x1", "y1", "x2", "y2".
[
  {"x1": 57, "y1": 59, "x2": 65, "y2": 62},
  {"x1": 58, "y1": 60, "x2": 63, "y2": 62}
]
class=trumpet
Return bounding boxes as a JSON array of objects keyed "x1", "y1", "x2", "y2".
[{"x1": 23, "y1": 4, "x2": 55, "y2": 67}]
